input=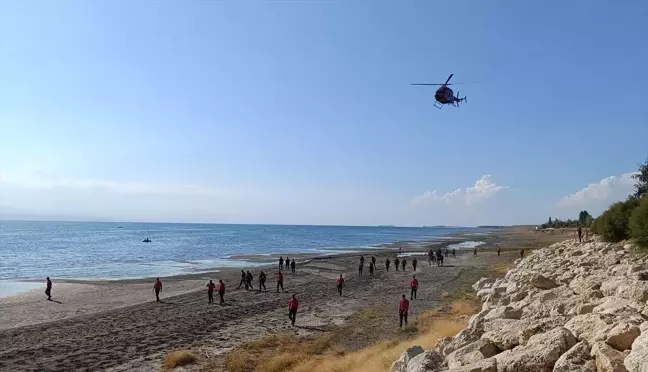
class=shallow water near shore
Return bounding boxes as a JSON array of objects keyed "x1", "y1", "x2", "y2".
[{"x1": 0, "y1": 221, "x2": 483, "y2": 282}]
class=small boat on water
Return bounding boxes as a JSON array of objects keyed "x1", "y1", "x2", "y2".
[
  {"x1": 117, "y1": 226, "x2": 123, "y2": 228},
  {"x1": 142, "y1": 238, "x2": 152, "y2": 243}
]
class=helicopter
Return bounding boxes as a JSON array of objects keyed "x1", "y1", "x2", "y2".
[{"x1": 411, "y1": 74, "x2": 474, "y2": 109}]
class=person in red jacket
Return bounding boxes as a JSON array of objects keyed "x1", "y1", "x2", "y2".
[
  {"x1": 276, "y1": 271, "x2": 284, "y2": 293},
  {"x1": 218, "y1": 279, "x2": 226, "y2": 305},
  {"x1": 399, "y1": 294, "x2": 410, "y2": 328},
  {"x1": 336, "y1": 274, "x2": 345, "y2": 297},
  {"x1": 206, "y1": 280, "x2": 216, "y2": 303},
  {"x1": 288, "y1": 294, "x2": 299, "y2": 326},
  {"x1": 410, "y1": 275, "x2": 419, "y2": 300},
  {"x1": 153, "y1": 278, "x2": 163, "y2": 302}
]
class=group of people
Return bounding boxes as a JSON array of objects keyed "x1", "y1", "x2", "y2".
[{"x1": 279, "y1": 256, "x2": 297, "y2": 274}]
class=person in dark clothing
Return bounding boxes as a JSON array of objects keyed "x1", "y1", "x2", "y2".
[
  {"x1": 497, "y1": 245, "x2": 501, "y2": 256},
  {"x1": 336, "y1": 274, "x2": 345, "y2": 296},
  {"x1": 394, "y1": 257, "x2": 400, "y2": 271},
  {"x1": 279, "y1": 257, "x2": 284, "y2": 271},
  {"x1": 399, "y1": 294, "x2": 409, "y2": 328},
  {"x1": 452, "y1": 248, "x2": 456, "y2": 258},
  {"x1": 206, "y1": 280, "x2": 216, "y2": 303},
  {"x1": 412, "y1": 258, "x2": 417, "y2": 272},
  {"x1": 276, "y1": 271, "x2": 284, "y2": 292},
  {"x1": 285, "y1": 257, "x2": 290, "y2": 270},
  {"x1": 410, "y1": 275, "x2": 418, "y2": 300},
  {"x1": 238, "y1": 270, "x2": 247, "y2": 289},
  {"x1": 577, "y1": 226, "x2": 583, "y2": 243},
  {"x1": 45, "y1": 277, "x2": 53, "y2": 301},
  {"x1": 358, "y1": 263, "x2": 364, "y2": 276},
  {"x1": 445, "y1": 249, "x2": 449, "y2": 258},
  {"x1": 520, "y1": 248, "x2": 525, "y2": 259},
  {"x1": 259, "y1": 271, "x2": 267, "y2": 292},
  {"x1": 428, "y1": 250, "x2": 434, "y2": 266},
  {"x1": 401, "y1": 258, "x2": 407, "y2": 271},
  {"x1": 218, "y1": 280, "x2": 225, "y2": 304},
  {"x1": 246, "y1": 270, "x2": 253, "y2": 290},
  {"x1": 360, "y1": 255, "x2": 365, "y2": 267},
  {"x1": 290, "y1": 259, "x2": 296, "y2": 274},
  {"x1": 153, "y1": 278, "x2": 162, "y2": 302},
  {"x1": 437, "y1": 251, "x2": 444, "y2": 267},
  {"x1": 385, "y1": 258, "x2": 391, "y2": 271},
  {"x1": 371, "y1": 256, "x2": 376, "y2": 269},
  {"x1": 473, "y1": 247, "x2": 478, "y2": 258},
  {"x1": 369, "y1": 262, "x2": 375, "y2": 276},
  {"x1": 288, "y1": 294, "x2": 299, "y2": 326}
]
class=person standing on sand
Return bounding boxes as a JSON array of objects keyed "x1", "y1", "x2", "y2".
[
  {"x1": 412, "y1": 258, "x2": 417, "y2": 272},
  {"x1": 279, "y1": 257, "x2": 284, "y2": 271},
  {"x1": 360, "y1": 255, "x2": 365, "y2": 267},
  {"x1": 153, "y1": 278, "x2": 162, "y2": 302},
  {"x1": 369, "y1": 262, "x2": 375, "y2": 276},
  {"x1": 238, "y1": 270, "x2": 247, "y2": 290},
  {"x1": 445, "y1": 249, "x2": 449, "y2": 258},
  {"x1": 285, "y1": 257, "x2": 290, "y2": 271},
  {"x1": 206, "y1": 280, "x2": 216, "y2": 303},
  {"x1": 358, "y1": 263, "x2": 364, "y2": 276},
  {"x1": 45, "y1": 277, "x2": 52, "y2": 301},
  {"x1": 399, "y1": 294, "x2": 409, "y2": 328},
  {"x1": 452, "y1": 248, "x2": 456, "y2": 258},
  {"x1": 437, "y1": 251, "x2": 444, "y2": 267},
  {"x1": 246, "y1": 270, "x2": 254, "y2": 289},
  {"x1": 394, "y1": 257, "x2": 400, "y2": 271},
  {"x1": 410, "y1": 275, "x2": 419, "y2": 300},
  {"x1": 520, "y1": 248, "x2": 525, "y2": 259},
  {"x1": 577, "y1": 226, "x2": 583, "y2": 243},
  {"x1": 291, "y1": 259, "x2": 296, "y2": 274},
  {"x1": 497, "y1": 245, "x2": 501, "y2": 256},
  {"x1": 371, "y1": 256, "x2": 376, "y2": 269},
  {"x1": 336, "y1": 274, "x2": 345, "y2": 296},
  {"x1": 288, "y1": 294, "x2": 299, "y2": 326},
  {"x1": 473, "y1": 247, "x2": 478, "y2": 258},
  {"x1": 276, "y1": 271, "x2": 284, "y2": 292},
  {"x1": 259, "y1": 271, "x2": 267, "y2": 292},
  {"x1": 218, "y1": 280, "x2": 226, "y2": 304},
  {"x1": 401, "y1": 258, "x2": 407, "y2": 271},
  {"x1": 428, "y1": 250, "x2": 434, "y2": 266},
  {"x1": 386, "y1": 258, "x2": 391, "y2": 271}
]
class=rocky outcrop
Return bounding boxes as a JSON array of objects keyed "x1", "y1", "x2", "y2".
[{"x1": 391, "y1": 238, "x2": 648, "y2": 372}]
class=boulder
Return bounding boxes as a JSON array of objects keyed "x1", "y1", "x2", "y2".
[
  {"x1": 494, "y1": 327, "x2": 577, "y2": 372},
  {"x1": 481, "y1": 319, "x2": 526, "y2": 350},
  {"x1": 528, "y1": 273, "x2": 559, "y2": 290},
  {"x1": 565, "y1": 314, "x2": 615, "y2": 345},
  {"x1": 445, "y1": 339, "x2": 500, "y2": 368},
  {"x1": 552, "y1": 341, "x2": 596, "y2": 372},
  {"x1": 474, "y1": 277, "x2": 496, "y2": 292},
  {"x1": 447, "y1": 358, "x2": 497, "y2": 372},
  {"x1": 391, "y1": 345, "x2": 424, "y2": 372},
  {"x1": 406, "y1": 350, "x2": 443, "y2": 372},
  {"x1": 484, "y1": 306, "x2": 523, "y2": 321},
  {"x1": 575, "y1": 303, "x2": 595, "y2": 315},
  {"x1": 444, "y1": 329, "x2": 482, "y2": 356},
  {"x1": 624, "y1": 328, "x2": 648, "y2": 372},
  {"x1": 605, "y1": 323, "x2": 640, "y2": 351},
  {"x1": 593, "y1": 297, "x2": 644, "y2": 317},
  {"x1": 616, "y1": 281, "x2": 648, "y2": 303},
  {"x1": 590, "y1": 341, "x2": 628, "y2": 372}
]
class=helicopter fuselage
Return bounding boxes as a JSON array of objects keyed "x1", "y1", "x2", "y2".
[{"x1": 435, "y1": 86, "x2": 455, "y2": 104}]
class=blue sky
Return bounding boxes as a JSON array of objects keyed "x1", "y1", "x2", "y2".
[{"x1": 1, "y1": 0, "x2": 647, "y2": 226}]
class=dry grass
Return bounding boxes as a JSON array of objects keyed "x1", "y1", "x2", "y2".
[{"x1": 163, "y1": 350, "x2": 197, "y2": 369}]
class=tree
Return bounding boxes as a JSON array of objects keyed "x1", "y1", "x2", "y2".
[
  {"x1": 632, "y1": 157, "x2": 648, "y2": 198},
  {"x1": 629, "y1": 196, "x2": 648, "y2": 249},
  {"x1": 597, "y1": 197, "x2": 640, "y2": 242},
  {"x1": 578, "y1": 210, "x2": 591, "y2": 226}
]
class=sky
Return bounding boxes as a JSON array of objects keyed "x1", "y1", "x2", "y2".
[{"x1": 0, "y1": 0, "x2": 647, "y2": 227}]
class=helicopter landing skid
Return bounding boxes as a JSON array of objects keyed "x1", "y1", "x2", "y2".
[{"x1": 433, "y1": 102, "x2": 444, "y2": 109}]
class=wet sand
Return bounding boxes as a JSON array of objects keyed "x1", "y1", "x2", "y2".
[{"x1": 0, "y1": 227, "x2": 561, "y2": 372}]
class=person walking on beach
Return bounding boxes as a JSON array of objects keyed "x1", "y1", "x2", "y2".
[
  {"x1": 206, "y1": 280, "x2": 216, "y2": 303},
  {"x1": 437, "y1": 251, "x2": 444, "y2": 267},
  {"x1": 290, "y1": 259, "x2": 296, "y2": 274},
  {"x1": 452, "y1": 248, "x2": 456, "y2": 258},
  {"x1": 428, "y1": 250, "x2": 434, "y2": 266},
  {"x1": 45, "y1": 277, "x2": 53, "y2": 301},
  {"x1": 279, "y1": 257, "x2": 284, "y2": 271},
  {"x1": 371, "y1": 256, "x2": 376, "y2": 269},
  {"x1": 360, "y1": 255, "x2": 365, "y2": 267},
  {"x1": 394, "y1": 257, "x2": 400, "y2": 271},
  {"x1": 520, "y1": 248, "x2": 525, "y2": 259},
  {"x1": 358, "y1": 263, "x2": 364, "y2": 276},
  {"x1": 369, "y1": 262, "x2": 375, "y2": 276},
  {"x1": 473, "y1": 247, "x2": 478, "y2": 258},
  {"x1": 386, "y1": 258, "x2": 391, "y2": 271},
  {"x1": 412, "y1": 258, "x2": 417, "y2": 272},
  {"x1": 259, "y1": 271, "x2": 267, "y2": 292},
  {"x1": 497, "y1": 245, "x2": 501, "y2": 256},
  {"x1": 399, "y1": 294, "x2": 409, "y2": 328},
  {"x1": 288, "y1": 294, "x2": 299, "y2": 326},
  {"x1": 246, "y1": 270, "x2": 254, "y2": 290},
  {"x1": 285, "y1": 257, "x2": 290, "y2": 271},
  {"x1": 410, "y1": 275, "x2": 419, "y2": 300},
  {"x1": 276, "y1": 271, "x2": 284, "y2": 292},
  {"x1": 401, "y1": 258, "x2": 407, "y2": 271},
  {"x1": 336, "y1": 274, "x2": 345, "y2": 297},
  {"x1": 238, "y1": 270, "x2": 247, "y2": 290},
  {"x1": 577, "y1": 226, "x2": 583, "y2": 243},
  {"x1": 153, "y1": 278, "x2": 162, "y2": 302},
  {"x1": 218, "y1": 280, "x2": 226, "y2": 304}
]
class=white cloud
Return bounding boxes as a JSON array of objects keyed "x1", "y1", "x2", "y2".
[
  {"x1": 409, "y1": 175, "x2": 511, "y2": 226},
  {"x1": 555, "y1": 172, "x2": 638, "y2": 216}
]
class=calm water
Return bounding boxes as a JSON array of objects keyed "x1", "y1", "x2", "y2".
[{"x1": 0, "y1": 221, "x2": 481, "y2": 281}]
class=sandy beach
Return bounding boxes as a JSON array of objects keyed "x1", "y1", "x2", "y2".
[{"x1": 0, "y1": 227, "x2": 566, "y2": 372}]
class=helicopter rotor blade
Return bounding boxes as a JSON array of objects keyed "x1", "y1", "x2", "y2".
[
  {"x1": 410, "y1": 83, "x2": 447, "y2": 86},
  {"x1": 445, "y1": 74, "x2": 454, "y2": 85}
]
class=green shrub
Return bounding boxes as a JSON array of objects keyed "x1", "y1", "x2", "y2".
[
  {"x1": 597, "y1": 197, "x2": 640, "y2": 242},
  {"x1": 629, "y1": 196, "x2": 648, "y2": 249}
]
